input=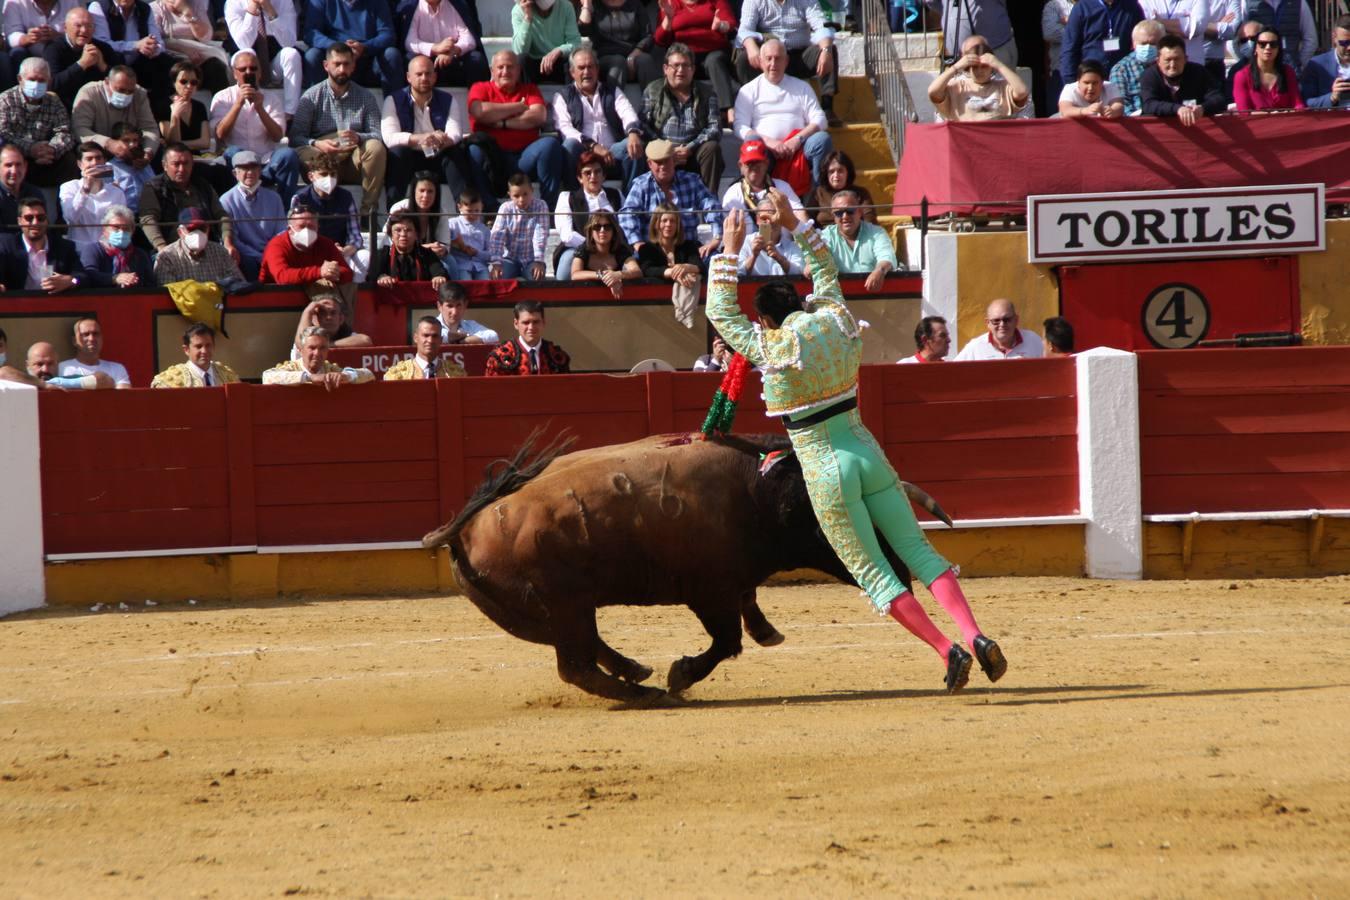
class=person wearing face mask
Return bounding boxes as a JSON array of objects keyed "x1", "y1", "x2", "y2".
[
  {"x1": 71, "y1": 64, "x2": 161, "y2": 159},
  {"x1": 289, "y1": 153, "x2": 365, "y2": 277},
  {"x1": 259, "y1": 202, "x2": 353, "y2": 286},
  {"x1": 42, "y1": 7, "x2": 116, "y2": 108},
  {"x1": 88, "y1": 0, "x2": 177, "y2": 109},
  {"x1": 1110, "y1": 19, "x2": 1166, "y2": 115},
  {"x1": 139, "y1": 142, "x2": 236, "y2": 256},
  {"x1": 78, "y1": 203, "x2": 155, "y2": 287},
  {"x1": 0, "y1": 56, "x2": 79, "y2": 185},
  {"x1": 218, "y1": 150, "x2": 285, "y2": 281},
  {"x1": 152, "y1": 206, "x2": 246, "y2": 285}
]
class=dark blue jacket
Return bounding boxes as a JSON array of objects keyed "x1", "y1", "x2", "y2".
[
  {"x1": 78, "y1": 241, "x2": 157, "y2": 288},
  {"x1": 1300, "y1": 50, "x2": 1349, "y2": 109},
  {"x1": 0, "y1": 232, "x2": 86, "y2": 292},
  {"x1": 1061, "y1": 0, "x2": 1144, "y2": 83}
]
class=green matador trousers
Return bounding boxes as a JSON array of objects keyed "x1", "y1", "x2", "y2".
[{"x1": 789, "y1": 407, "x2": 953, "y2": 613}]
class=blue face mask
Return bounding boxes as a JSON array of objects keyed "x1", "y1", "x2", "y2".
[
  {"x1": 108, "y1": 228, "x2": 131, "y2": 249},
  {"x1": 1134, "y1": 44, "x2": 1158, "y2": 63},
  {"x1": 0, "y1": 352, "x2": 7, "y2": 367},
  {"x1": 21, "y1": 79, "x2": 46, "y2": 100}
]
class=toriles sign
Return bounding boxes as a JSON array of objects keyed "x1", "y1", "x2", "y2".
[{"x1": 1028, "y1": 184, "x2": 1325, "y2": 263}]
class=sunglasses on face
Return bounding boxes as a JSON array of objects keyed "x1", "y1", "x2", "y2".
[
  {"x1": 234, "y1": 65, "x2": 259, "y2": 72},
  {"x1": 591, "y1": 223, "x2": 613, "y2": 231},
  {"x1": 21, "y1": 214, "x2": 47, "y2": 222},
  {"x1": 987, "y1": 316, "x2": 1015, "y2": 325},
  {"x1": 179, "y1": 78, "x2": 199, "y2": 85},
  {"x1": 1255, "y1": 40, "x2": 1279, "y2": 48},
  {"x1": 831, "y1": 208, "x2": 857, "y2": 218},
  {"x1": 1337, "y1": 39, "x2": 1350, "y2": 48}
]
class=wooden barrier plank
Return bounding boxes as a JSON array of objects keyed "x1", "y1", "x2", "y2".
[
  {"x1": 460, "y1": 411, "x2": 651, "y2": 458},
  {"x1": 882, "y1": 396, "x2": 1078, "y2": 442},
  {"x1": 887, "y1": 435, "x2": 1078, "y2": 482},
  {"x1": 1138, "y1": 347, "x2": 1350, "y2": 391},
  {"x1": 1141, "y1": 432, "x2": 1350, "y2": 476},
  {"x1": 880, "y1": 358, "x2": 1076, "y2": 405},
  {"x1": 250, "y1": 380, "x2": 436, "y2": 425},
  {"x1": 38, "y1": 387, "x2": 225, "y2": 433},
  {"x1": 44, "y1": 508, "x2": 233, "y2": 554},
  {"x1": 41, "y1": 429, "x2": 228, "y2": 471},
  {"x1": 459, "y1": 375, "x2": 649, "y2": 418},
  {"x1": 41, "y1": 467, "x2": 229, "y2": 515},
  {"x1": 1139, "y1": 389, "x2": 1350, "y2": 436},
  {"x1": 434, "y1": 377, "x2": 466, "y2": 524},
  {"x1": 252, "y1": 420, "x2": 438, "y2": 466},
  {"x1": 645, "y1": 371, "x2": 675, "y2": 435},
  {"x1": 909, "y1": 475, "x2": 1080, "y2": 520},
  {"x1": 254, "y1": 461, "x2": 438, "y2": 506},
  {"x1": 225, "y1": 382, "x2": 257, "y2": 547},
  {"x1": 255, "y1": 500, "x2": 439, "y2": 544},
  {"x1": 1142, "y1": 472, "x2": 1350, "y2": 515}
]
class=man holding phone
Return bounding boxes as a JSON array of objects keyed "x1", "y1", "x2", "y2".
[
  {"x1": 1301, "y1": 15, "x2": 1350, "y2": 109},
  {"x1": 211, "y1": 48, "x2": 302, "y2": 205},
  {"x1": 58, "y1": 140, "x2": 126, "y2": 251}
]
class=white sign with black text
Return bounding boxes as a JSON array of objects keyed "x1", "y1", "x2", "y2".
[{"x1": 1027, "y1": 184, "x2": 1325, "y2": 264}]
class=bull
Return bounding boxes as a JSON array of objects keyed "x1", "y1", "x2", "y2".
[{"x1": 422, "y1": 431, "x2": 951, "y2": 705}]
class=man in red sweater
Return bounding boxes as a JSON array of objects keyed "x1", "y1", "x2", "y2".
[{"x1": 259, "y1": 203, "x2": 354, "y2": 287}]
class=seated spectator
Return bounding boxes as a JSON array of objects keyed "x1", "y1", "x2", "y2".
[
  {"x1": 488, "y1": 172, "x2": 549, "y2": 279},
  {"x1": 568, "y1": 211, "x2": 639, "y2": 298},
  {"x1": 71, "y1": 65, "x2": 161, "y2": 159},
  {"x1": 435, "y1": 279, "x2": 498, "y2": 343},
  {"x1": 78, "y1": 203, "x2": 155, "y2": 287},
  {"x1": 301, "y1": 0, "x2": 403, "y2": 91},
  {"x1": 692, "y1": 331, "x2": 732, "y2": 372},
  {"x1": 484, "y1": 299, "x2": 571, "y2": 375},
  {"x1": 1109, "y1": 19, "x2": 1166, "y2": 116},
  {"x1": 805, "y1": 149, "x2": 876, "y2": 228},
  {"x1": 510, "y1": 0, "x2": 580, "y2": 85},
  {"x1": 211, "y1": 49, "x2": 301, "y2": 205},
  {"x1": 1060, "y1": 0, "x2": 1143, "y2": 88},
  {"x1": 734, "y1": 38, "x2": 833, "y2": 196},
  {"x1": 1043, "y1": 315, "x2": 1075, "y2": 355},
  {"x1": 222, "y1": 0, "x2": 302, "y2": 117},
  {"x1": 738, "y1": 197, "x2": 803, "y2": 276},
  {"x1": 219, "y1": 151, "x2": 285, "y2": 281},
  {"x1": 637, "y1": 201, "x2": 702, "y2": 327},
  {"x1": 465, "y1": 50, "x2": 564, "y2": 208},
  {"x1": 139, "y1": 141, "x2": 235, "y2": 254},
  {"x1": 0, "y1": 57, "x2": 78, "y2": 186},
  {"x1": 0, "y1": 195, "x2": 84, "y2": 291},
  {"x1": 553, "y1": 47, "x2": 644, "y2": 191},
  {"x1": 579, "y1": 0, "x2": 660, "y2": 88},
  {"x1": 291, "y1": 152, "x2": 365, "y2": 277},
  {"x1": 262, "y1": 324, "x2": 374, "y2": 387},
  {"x1": 384, "y1": 314, "x2": 466, "y2": 379},
  {"x1": 388, "y1": 173, "x2": 452, "y2": 264},
  {"x1": 288, "y1": 43, "x2": 387, "y2": 223},
  {"x1": 403, "y1": 0, "x2": 488, "y2": 87},
  {"x1": 154, "y1": 61, "x2": 218, "y2": 175},
  {"x1": 380, "y1": 54, "x2": 471, "y2": 208},
  {"x1": 720, "y1": 138, "x2": 806, "y2": 220},
  {"x1": 259, "y1": 202, "x2": 353, "y2": 286},
  {"x1": 444, "y1": 186, "x2": 490, "y2": 279},
  {"x1": 928, "y1": 34, "x2": 1030, "y2": 121},
  {"x1": 150, "y1": 322, "x2": 240, "y2": 387},
  {"x1": 105, "y1": 120, "x2": 152, "y2": 210},
  {"x1": 42, "y1": 8, "x2": 115, "y2": 108},
  {"x1": 29, "y1": 338, "x2": 117, "y2": 389},
  {"x1": 8, "y1": 0, "x2": 78, "y2": 73},
  {"x1": 897, "y1": 315, "x2": 949, "y2": 364},
  {"x1": 1300, "y1": 14, "x2": 1350, "y2": 110},
  {"x1": 653, "y1": 0, "x2": 739, "y2": 116},
  {"x1": 734, "y1": 0, "x2": 839, "y2": 126},
  {"x1": 640, "y1": 42, "x2": 723, "y2": 196},
  {"x1": 290, "y1": 292, "x2": 371, "y2": 353},
  {"x1": 553, "y1": 150, "x2": 620, "y2": 281},
  {"x1": 88, "y1": 0, "x2": 176, "y2": 107},
  {"x1": 1059, "y1": 61, "x2": 1125, "y2": 117},
  {"x1": 59, "y1": 316, "x2": 131, "y2": 386},
  {"x1": 820, "y1": 189, "x2": 897, "y2": 294},
  {"x1": 153, "y1": 206, "x2": 246, "y2": 286},
  {"x1": 1242, "y1": 0, "x2": 1316, "y2": 72},
  {"x1": 0, "y1": 143, "x2": 41, "y2": 233},
  {"x1": 1140, "y1": 34, "x2": 1227, "y2": 125},
  {"x1": 1233, "y1": 28, "x2": 1306, "y2": 111},
  {"x1": 619, "y1": 139, "x2": 721, "y2": 255},
  {"x1": 59, "y1": 140, "x2": 127, "y2": 252},
  {"x1": 151, "y1": 0, "x2": 229, "y2": 92},
  {"x1": 954, "y1": 298, "x2": 1045, "y2": 360},
  {"x1": 372, "y1": 212, "x2": 449, "y2": 288}
]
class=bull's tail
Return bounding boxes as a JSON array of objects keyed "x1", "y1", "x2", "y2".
[{"x1": 902, "y1": 482, "x2": 954, "y2": 528}]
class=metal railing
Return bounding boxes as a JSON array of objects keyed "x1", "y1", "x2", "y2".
[{"x1": 860, "y1": 0, "x2": 922, "y2": 168}]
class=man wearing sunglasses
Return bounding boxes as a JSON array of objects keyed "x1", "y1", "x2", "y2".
[
  {"x1": 0, "y1": 195, "x2": 85, "y2": 293},
  {"x1": 820, "y1": 189, "x2": 897, "y2": 294},
  {"x1": 1139, "y1": 33, "x2": 1226, "y2": 125},
  {"x1": 955, "y1": 298, "x2": 1044, "y2": 360},
  {"x1": 1301, "y1": 14, "x2": 1350, "y2": 109}
]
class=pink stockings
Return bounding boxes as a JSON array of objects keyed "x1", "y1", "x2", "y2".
[{"x1": 886, "y1": 569, "x2": 983, "y2": 658}]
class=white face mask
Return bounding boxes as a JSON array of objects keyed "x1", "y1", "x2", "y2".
[
  {"x1": 291, "y1": 227, "x2": 317, "y2": 248},
  {"x1": 239, "y1": 181, "x2": 258, "y2": 197},
  {"x1": 184, "y1": 230, "x2": 207, "y2": 252},
  {"x1": 314, "y1": 176, "x2": 336, "y2": 195}
]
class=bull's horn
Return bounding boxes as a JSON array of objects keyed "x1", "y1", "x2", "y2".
[{"x1": 901, "y1": 482, "x2": 953, "y2": 528}]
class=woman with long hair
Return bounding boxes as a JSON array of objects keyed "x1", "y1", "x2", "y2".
[
  {"x1": 806, "y1": 150, "x2": 877, "y2": 228},
  {"x1": 637, "y1": 203, "x2": 704, "y2": 327},
  {"x1": 569, "y1": 211, "x2": 640, "y2": 298},
  {"x1": 387, "y1": 174, "x2": 451, "y2": 257},
  {"x1": 156, "y1": 61, "x2": 234, "y2": 194},
  {"x1": 553, "y1": 151, "x2": 621, "y2": 280},
  {"x1": 1232, "y1": 28, "x2": 1306, "y2": 111}
]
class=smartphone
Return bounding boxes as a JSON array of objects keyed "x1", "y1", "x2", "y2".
[
  {"x1": 757, "y1": 222, "x2": 773, "y2": 243},
  {"x1": 244, "y1": 72, "x2": 258, "y2": 87},
  {"x1": 89, "y1": 164, "x2": 114, "y2": 178}
]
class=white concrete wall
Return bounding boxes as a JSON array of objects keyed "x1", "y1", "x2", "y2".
[
  {"x1": 0, "y1": 381, "x2": 45, "y2": 613},
  {"x1": 922, "y1": 231, "x2": 959, "y2": 344},
  {"x1": 1075, "y1": 348, "x2": 1143, "y2": 579}
]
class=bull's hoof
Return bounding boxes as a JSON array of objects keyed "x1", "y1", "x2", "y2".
[
  {"x1": 613, "y1": 688, "x2": 682, "y2": 710},
  {"x1": 749, "y1": 625, "x2": 785, "y2": 647},
  {"x1": 622, "y1": 663, "x2": 655, "y2": 684},
  {"x1": 666, "y1": 657, "x2": 698, "y2": 695}
]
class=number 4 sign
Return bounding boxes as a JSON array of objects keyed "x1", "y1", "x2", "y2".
[{"x1": 1141, "y1": 283, "x2": 1210, "y2": 349}]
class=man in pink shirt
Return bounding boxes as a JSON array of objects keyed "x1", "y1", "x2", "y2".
[{"x1": 403, "y1": 0, "x2": 487, "y2": 86}]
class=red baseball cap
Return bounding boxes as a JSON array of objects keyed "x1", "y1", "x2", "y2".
[{"x1": 739, "y1": 140, "x2": 769, "y2": 165}]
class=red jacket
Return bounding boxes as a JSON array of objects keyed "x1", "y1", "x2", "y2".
[
  {"x1": 258, "y1": 232, "x2": 353, "y2": 284},
  {"x1": 654, "y1": 0, "x2": 736, "y2": 54}
]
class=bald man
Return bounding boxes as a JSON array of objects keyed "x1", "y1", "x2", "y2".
[
  {"x1": 26, "y1": 340, "x2": 115, "y2": 389},
  {"x1": 955, "y1": 299, "x2": 1045, "y2": 361}
]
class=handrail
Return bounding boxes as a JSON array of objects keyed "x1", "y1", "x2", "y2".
[{"x1": 859, "y1": 0, "x2": 920, "y2": 168}]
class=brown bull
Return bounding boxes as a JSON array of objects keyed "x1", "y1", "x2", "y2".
[{"x1": 423, "y1": 431, "x2": 951, "y2": 705}]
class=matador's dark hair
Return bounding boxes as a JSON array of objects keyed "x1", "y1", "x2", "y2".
[{"x1": 753, "y1": 281, "x2": 805, "y2": 327}]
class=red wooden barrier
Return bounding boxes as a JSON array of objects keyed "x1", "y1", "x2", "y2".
[
  {"x1": 1138, "y1": 347, "x2": 1350, "y2": 514},
  {"x1": 327, "y1": 344, "x2": 497, "y2": 377}
]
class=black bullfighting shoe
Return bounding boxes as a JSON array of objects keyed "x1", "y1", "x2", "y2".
[
  {"x1": 973, "y1": 635, "x2": 1007, "y2": 683},
  {"x1": 945, "y1": 644, "x2": 972, "y2": 693}
]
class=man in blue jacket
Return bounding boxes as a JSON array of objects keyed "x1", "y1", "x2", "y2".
[
  {"x1": 302, "y1": 0, "x2": 404, "y2": 91},
  {"x1": 1300, "y1": 15, "x2": 1350, "y2": 109}
]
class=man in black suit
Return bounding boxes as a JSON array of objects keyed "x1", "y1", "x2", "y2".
[
  {"x1": 0, "y1": 144, "x2": 43, "y2": 234},
  {"x1": 43, "y1": 8, "x2": 116, "y2": 108},
  {"x1": 1140, "y1": 33, "x2": 1227, "y2": 127},
  {"x1": 0, "y1": 195, "x2": 86, "y2": 293}
]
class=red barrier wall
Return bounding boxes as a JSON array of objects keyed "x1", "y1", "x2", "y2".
[
  {"x1": 37, "y1": 361, "x2": 1073, "y2": 555},
  {"x1": 1138, "y1": 347, "x2": 1350, "y2": 514}
]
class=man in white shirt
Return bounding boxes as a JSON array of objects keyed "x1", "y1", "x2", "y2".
[
  {"x1": 1140, "y1": 0, "x2": 1209, "y2": 63},
  {"x1": 955, "y1": 299, "x2": 1046, "y2": 361},
  {"x1": 6, "y1": 0, "x2": 83, "y2": 66},
  {"x1": 380, "y1": 53, "x2": 470, "y2": 209},
  {"x1": 211, "y1": 48, "x2": 301, "y2": 205},
  {"x1": 898, "y1": 316, "x2": 950, "y2": 364},
  {"x1": 733, "y1": 38, "x2": 833, "y2": 194},
  {"x1": 735, "y1": 0, "x2": 841, "y2": 126},
  {"x1": 403, "y1": 0, "x2": 487, "y2": 87},
  {"x1": 58, "y1": 140, "x2": 126, "y2": 252},
  {"x1": 436, "y1": 280, "x2": 498, "y2": 344},
  {"x1": 552, "y1": 47, "x2": 644, "y2": 192},
  {"x1": 738, "y1": 197, "x2": 803, "y2": 276},
  {"x1": 1201, "y1": 0, "x2": 1240, "y2": 80},
  {"x1": 58, "y1": 317, "x2": 131, "y2": 387},
  {"x1": 263, "y1": 325, "x2": 375, "y2": 388},
  {"x1": 223, "y1": 0, "x2": 302, "y2": 116}
]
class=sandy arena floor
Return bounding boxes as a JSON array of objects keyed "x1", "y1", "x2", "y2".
[{"x1": 2, "y1": 576, "x2": 1348, "y2": 898}]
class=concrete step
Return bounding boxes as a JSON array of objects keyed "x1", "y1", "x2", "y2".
[
  {"x1": 831, "y1": 76, "x2": 882, "y2": 125},
  {"x1": 827, "y1": 122, "x2": 892, "y2": 168}
]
